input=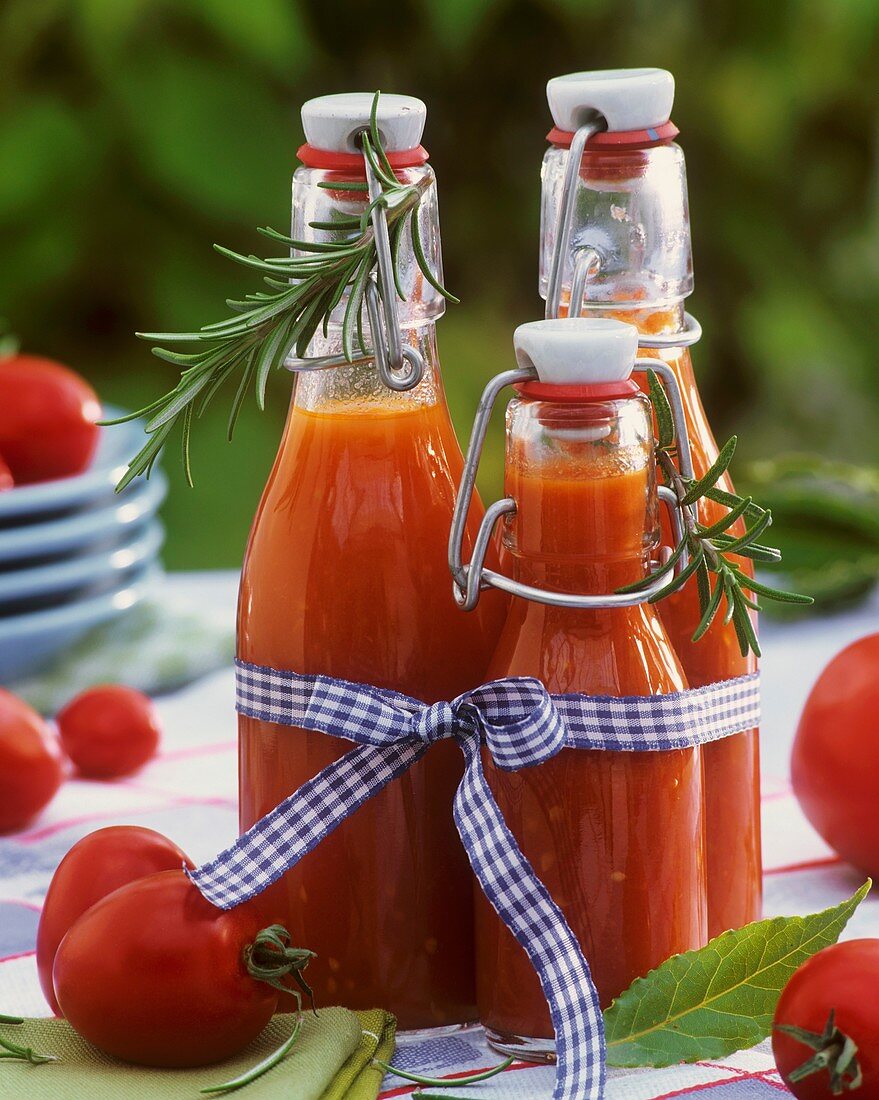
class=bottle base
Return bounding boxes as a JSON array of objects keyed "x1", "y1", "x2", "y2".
[{"x1": 485, "y1": 1027, "x2": 556, "y2": 1063}]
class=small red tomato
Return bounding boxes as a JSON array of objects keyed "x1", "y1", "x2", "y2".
[
  {"x1": 773, "y1": 939, "x2": 879, "y2": 1098},
  {"x1": 56, "y1": 685, "x2": 161, "y2": 778},
  {"x1": 54, "y1": 870, "x2": 311, "y2": 1067},
  {"x1": 0, "y1": 689, "x2": 64, "y2": 833},
  {"x1": 0, "y1": 451, "x2": 12, "y2": 492},
  {"x1": 37, "y1": 826, "x2": 193, "y2": 1014},
  {"x1": 0, "y1": 354, "x2": 101, "y2": 484},
  {"x1": 792, "y1": 634, "x2": 879, "y2": 877}
]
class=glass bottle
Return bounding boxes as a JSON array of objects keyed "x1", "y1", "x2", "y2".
[
  {"x1": 238, "y1": 94, "x2": 506, "y2": 1029},
  {"x1": 474, "y1": 318, "x2": 706, "y2": 1057},
  {"x1": 540, "y1": 69, "x2": 761, "y2": 937}
]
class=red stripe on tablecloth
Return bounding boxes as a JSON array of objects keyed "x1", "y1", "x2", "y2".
[
  {"x1": 651, "y1": 1069, "x2": 788, "y2": 1097},
  {"x1": 12, "y1": 792, "x2": 238, "y2": 844},
  {"x1": 0, "y1": 899, "x2": 41, "y2": 912},
  {"x1": 119, "y1": 781, "x2": 237, "y2": 810},
  {"x1": 0, "y1": 950, "x2": 35, "y2": 964},
  {"x1": 760, "y1": 786, "x2": 793, "y2": 804},
  {"x1": 764, "y1": 856, "x2": 842, "y2": 876},
  {"x1": 156, "y1": 741, "x2": 237, "y2": 763},
  {"x1": 12, "y1": 807, "x2": 176, "y2": 844}
]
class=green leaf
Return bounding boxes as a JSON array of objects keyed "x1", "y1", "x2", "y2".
[
  {"x1": 698, "y1": 494, "x2": 754, "y2": 539},
  {"x1": 691, "y1": 570, "x2": 726, "y2": 641},
  {"x1": 734, "y1": 568, "x2": 815, "y2": 605},
  {"x1": 680, "y1": 436, "x2": 738, "y2": 507},
  {"x1": 646, "y1": 369, "x2": 675, "y2": 451},
  {"x1": 604, "y1": 881, "x2": 870, "y2": 1068},
  {"x1": 615, "y1": 537, "x2": 688, "y2": 594},
  {"x1": 647, "y1": 543, "x2": 705, "y2": 603}
]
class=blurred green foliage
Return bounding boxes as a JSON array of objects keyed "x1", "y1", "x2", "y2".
[{"x1": 0, "y1": 0, "x2": 877, "y2": 568}]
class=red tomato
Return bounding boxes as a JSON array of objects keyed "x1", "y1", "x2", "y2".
[
  {"x1": 0, "y1": 354, "x2": 101, "y2": 484},
  {"x1": 37, "y1": 826, "x2": 192, "y2": 1014},
  {"x1": 773, "y1": 939, "x2": 879, "y2": 1098},
  {"x1": 792, "y1": 634, "x2": 879, "y2": 877},
  {"x1": 0, "y1": 689, "x2": 64, "y2": 833},
  {"x1": 53, "y1": 870, "x2": 291, "y2": 1067},
  {"x1": 0, "y1": 451, "x2": 12, "y2": 492},
  {"x1": 56, "y1": 685, "x2": 161, "y2": 778}
]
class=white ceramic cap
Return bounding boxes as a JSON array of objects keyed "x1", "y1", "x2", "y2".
[
  {"x1": 513, "y1": 318, "x2": 638, "y2": 385},
  {"x1": 301, "y1": 93, "x2": 426, "y2": 154},
  {"x1": 547, "y1": 68, "x2": 674, "y2": 132}
]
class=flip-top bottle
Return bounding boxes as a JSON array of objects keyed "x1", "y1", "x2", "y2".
[
  {"x1": 465, "y1": 318, "x2": 707, "y2": 1055},
  {"x1": 540, "y1": 70, "x2": 761, "y2": 936},
  {"x1": 237, "y1": 94, "x2": 505, "y2": 1027}
]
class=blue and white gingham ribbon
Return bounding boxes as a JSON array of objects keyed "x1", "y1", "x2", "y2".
[{"x1": 190, "y1": 661, "x2": 760, "y2": 1100}]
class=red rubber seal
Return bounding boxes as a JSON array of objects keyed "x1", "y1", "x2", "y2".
[
  {"x1": 547, "y1": 120, "x2": 679, "y2": 150},
  {"x1": 297, "y1": 143, "x2": 429, "y2": 172},
  {"x1": 516, "y1": 379, "x2": 640, "y2": 402}
]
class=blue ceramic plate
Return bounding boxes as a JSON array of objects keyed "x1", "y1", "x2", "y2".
[
  {"x1": 0, "y1": 472, "x2": 166, "y2": 566},
  {"x1": 0, "y1": 407, "x2": 145, "y2": 521},
  {"x1": 0, "y1": 565, "x2": 160, "y2": 683},
  {"x1": 0, "y1": 520, "x2": 164, "y2": 606}
]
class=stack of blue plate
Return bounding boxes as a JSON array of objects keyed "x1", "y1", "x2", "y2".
[{"x1": 0, "y1": 409, "x2": 165, "y2": 682}]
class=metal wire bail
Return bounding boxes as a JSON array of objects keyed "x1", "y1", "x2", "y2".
[
  {"x1": 448, "y1": 360, "x2": 694, "y2": 612},
  {"x1": 285, "y1": 134, "x2": 425, "y2": 392}
]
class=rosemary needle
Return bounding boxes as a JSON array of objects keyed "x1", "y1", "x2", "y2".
[
  {"x1": 200, "y1": 1015, "x2": 302, "y2": 1095},
  {"x1": 375, "y1": 1055, "x2": 515, "y2": 1086}
]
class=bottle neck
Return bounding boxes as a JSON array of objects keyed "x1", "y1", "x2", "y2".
[
  {"x1": 577, "y1": 300, "x2": 687, "y2": 335},
  {"x1": 290, "y1": 162, "x2": 447, "y2": 415},
  {"x1": 511, "y1": 549, "x2": 651, "y2": 595},
  {"x1": 503, "y1": 393, "x2": 658, "y2": 597},
  {"x1": 540, "y1": 139, "x2": 693, "y2": 311},
  {"x1": 293, "y1": 322, "x2": 444, "y2": 413},
  {"x1": 291, "y1": 162, "x2": 445, "y2": 339}
]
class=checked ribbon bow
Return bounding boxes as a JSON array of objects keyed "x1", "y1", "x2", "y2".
[{"x1": 190, "y1": 660, "x2": 761, "y2": 1100}]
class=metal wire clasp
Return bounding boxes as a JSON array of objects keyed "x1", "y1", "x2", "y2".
[
  {"x1": 284, "y1": 137, "x2": 424, "y2": 392},
  {"x1": 448, "y1": 357, "x2": 695, "y2": 612}
]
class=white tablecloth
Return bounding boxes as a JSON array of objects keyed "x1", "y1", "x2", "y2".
[{"x1": 1, "y1": 572, "x2": 877, "y2": 1098}]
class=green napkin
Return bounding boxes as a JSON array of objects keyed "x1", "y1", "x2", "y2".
[
  {"x1": 321, "y1": 1008, "x2": 396, "y2": 1100},
  {"x1": 0, "y1": 1008, "x2": 396, "y2": 1100}
]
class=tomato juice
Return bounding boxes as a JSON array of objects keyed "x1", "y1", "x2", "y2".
[
  {"x1": 476, "y1": 386, "x2": 707, "y2": 1043},
  {"x1": 239, "y1": 365, "x2": 506, "y2": 1028}
]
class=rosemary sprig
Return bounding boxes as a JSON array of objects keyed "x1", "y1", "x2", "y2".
[
  {"x1": 106, "y1": 92, "x2": 454, "y2": 491},
  {"x1": 0, "y1": 1034, "x2": 58, "y2": 1066},
  {"x1": 620, "y1": 370, "x2": 812, "y2": 657},
  {"x1": 375, "y1": 1056, "x2": 515, "y2": 1087},
  {"x1": 200, "y1": 1016, "x2": 303, "y2": 1095}
]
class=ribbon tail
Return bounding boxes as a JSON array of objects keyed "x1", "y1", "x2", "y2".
[
  {"x1": 454, "y1": 731, "x2": 606, "y2": 1100},
  {"x1": 189, "y1": 741, "x2": 426, "y2": 909}
]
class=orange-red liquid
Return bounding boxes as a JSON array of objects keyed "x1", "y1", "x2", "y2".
[
  {"x1": 477, "y1": 439, "x2": 707, "y2": 1039},
  {"x1": 562, "y1": 302, "x2": 762, "y2": 938},
  {"x1": 238, "y1": 390, "x2": 505, "y2": 1028},
  {"x1": 632, "y1": 311, "x2": 761, "y2": 937}
]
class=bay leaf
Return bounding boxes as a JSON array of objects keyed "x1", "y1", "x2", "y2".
[{"x1": 604, "y1": 880, "x2": 871, "y2": 1068}]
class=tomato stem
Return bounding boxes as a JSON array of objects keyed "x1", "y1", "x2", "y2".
[
  {"x1": 776, "y1": 1009, "x2": 862, "y2": 1095},
  {"x1": 243, "y1": 925, "x2": 316, "y2": 1012}
]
